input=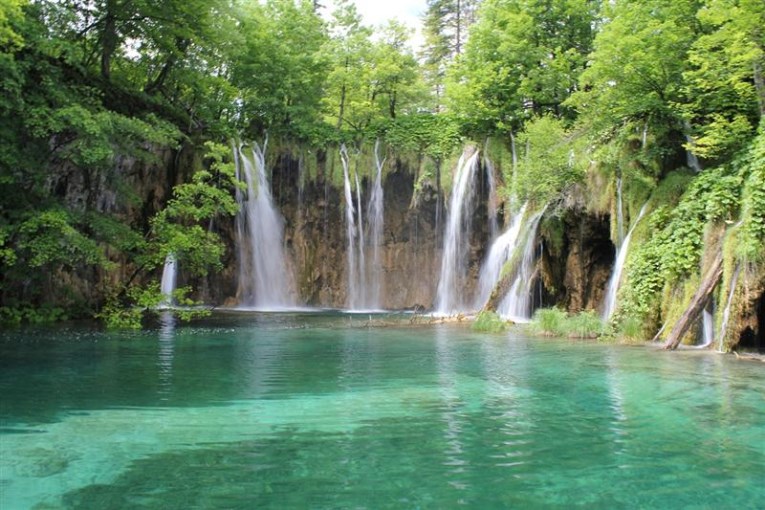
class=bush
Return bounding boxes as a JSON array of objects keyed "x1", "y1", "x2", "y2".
[
  {"x1": 530, "y1": 307, "x2": 568, "y2": 336},
  {"x1": 472, "y1": 311, "x2": 508, "y2": 333},
  {"x1": 618, "y1": 315, "x2": 646, "y2": 343},
  {"x1": 566, "y1": 310, "x2": 604, "y2": 338}
]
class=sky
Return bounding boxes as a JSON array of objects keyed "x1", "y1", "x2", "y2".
[{"x1": 321, "y1": 0, "x2": 428, "y2": 51}]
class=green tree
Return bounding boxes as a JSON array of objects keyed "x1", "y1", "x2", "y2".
[
  {"x1": 681, "y1": 0, "x2": 765, "y2": 161},
  {"x1": 568, "y1": 0, "x2": 698, "y2": 145},
  {"x1": 446, "y1": 0, "x2": 597, "y2": 137},
  {"x1": 232, "y1": 0, "x2": 327, "y2": 141}
]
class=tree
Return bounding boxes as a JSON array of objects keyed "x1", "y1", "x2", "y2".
[
  {"x1": 681, "y1": 0, "x2": 765, "y2": 161},
  {"x1": 232, "y1": 0, "x2": 327, "y2": 141},
  {"x1": 445, "y1": 0, "x2": 597, "y2": 137},
  {"x1": 369, "y1": 21, "x2": 426, "y2": 120},
  {"x1": 422, "y1": 0, "x2": 481, "y2": 110},
  {"x1": 568, "y1": 0, "x2": 698, "y2": 143}
]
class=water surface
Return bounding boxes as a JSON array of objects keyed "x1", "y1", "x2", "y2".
[{"x1": 1, "y1": 312, "x2": 763, "y2": 509}]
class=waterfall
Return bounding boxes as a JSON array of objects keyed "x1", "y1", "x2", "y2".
[
  {"x1": 366, "y1": 139, "x2": 385, "y2": 309},
  {"x1": 641, "y1": 122, "x2": 648, "y2": 149},
  {"x1": 700, "y1": 305, "x2": 714, "y2": 348},
  {"x1": 340, "y1": 144, "x2": 360, "y2": 308},
  {"x1": 234, "y1": 141, "x2": 296, "y2": 309},
  {"x1": 602, "y1": 203, "x2": 649, "y2": 320},
  {"x1": 717, "y1": 264, "x2": 741, "y2": 352},
  {"x1": 496, "y1": 211, "x2": 544, "y2": 322},
  {"x1": 160, "y1": 253, "x2": 177, "y2": 306},
  {"x1": 684, "y1": 121, "x2": 702, "y2": 172},
  {"x1": 434, "y1": 148, "x2": 480, "y2": 315},
  {"x1": 354, "y1": 169, "x2": 367, "y2": 304},
  {"x1": 475, "y1": 203, "x2": 528, "y2": 309},
  {"x1": 616, "y1": 176, "x2": 625, "y2": 246}
]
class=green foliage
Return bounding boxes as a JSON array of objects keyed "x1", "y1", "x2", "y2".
[
  {"x1": 530, "y1": 308, "x2": 605, "y2": 338},
  {"x1": 680, "y1": 0, "x2": 765, "y2": 161},
  {"x1": 0, "y1": 305, "x2": 67, "y2": 325},
  {"x1": 617, "y1": 315, "x2": 647, "y2": 343},
  {"x1": 147, "y1": 142, "x2": 239, "y2": 276},
  {"x1": 567, "y1": 310, "x2": 605, "y2": 339},
  {"x1": 472, "y1": 310, "x2": 508, "y2": 332},
  {"x1": 380, "y1": 113, "x2": 461, "y2": 160},
  {"x1": 620, "y1": 166, "x2": 743, "y2": 320},
  {"x1": 569, "y1": 0, "x2": 697, "y2": 138},
  {"x1": 97, "y1": 283, "x2": 209, "y2": 329},
  {"x1": 732, "y1": 126, "x2": 765, "y2": 262},
  {"x1": 512, "y1": 115, "x2": 585, "y2": 203},
  {"x1": 0, "y1": 0, "x2": 25, "y2": 49},
  {"x1": 530, "y1": 307, "x2": 568, "y2": 336}
]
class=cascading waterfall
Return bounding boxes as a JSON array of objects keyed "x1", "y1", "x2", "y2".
[
  {"x1": 475, "y1": 203, "x2": 528, "y2": 309},
  {"x1": 434, "y1": 149, "x2": 481, "y2": 315},
  {"x1": 602, "y1": 202, "x2": 649, "y2": 320},
  {"x1": 496, "y1": 211, "x2": 544, "y2": 322},
  {"x1": 160, "y1": 253, "x2": 177, "y2": 306},
  {"x1": 234, "y1": 141, "x2": 296, "y2": 309},
  {"x1": 340, "y1": 141, "x2": 386, "y2": 310},
  {"x1": 366, "y1": 139, "x2": 385, "y2": 309}
]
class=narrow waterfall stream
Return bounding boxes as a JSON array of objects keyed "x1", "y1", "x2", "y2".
[
  {"x1": 700, "y1": 306, "x2": 714, "y2": 347},
  {"x1": 366, "y1": 139, "x2": 385, "y2": 309},
  {"x1": 434, "y1": 149, "x2": 480, "y2": 315},
  {"x1": 340, "y1": 144, "x2": 360, "y2": 308},
  {"x1": 160, "y1": 253, "x2": 177, "y2": 306},
  {"x1": 717, "y1": 264, "x2": 742, "y2": 352},
  {"x1": 602, "y1": 202, "x2": 649, "y2": 320},
  {"x1": 234, "y1": 142, "x2": 296, "y2": 309},
  {"x1": 684, "y1": 121, "x2": 702, "y2": 172}
]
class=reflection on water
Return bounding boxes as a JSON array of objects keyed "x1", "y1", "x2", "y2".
[
  {"x1": 157, "y1": 312, "x2": 175, "y2": 399},
  {"x1": 0, "y1": 313, "x2": 763, "y2": 509}
]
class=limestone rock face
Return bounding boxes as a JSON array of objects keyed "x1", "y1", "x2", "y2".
[{"x1": 540, "y1": 209, "x2": 614, "y2": 314}]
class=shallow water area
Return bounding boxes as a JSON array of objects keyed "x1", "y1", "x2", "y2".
[{"x1": 1, "y1": 312, "x2": 763, "y2": 509}]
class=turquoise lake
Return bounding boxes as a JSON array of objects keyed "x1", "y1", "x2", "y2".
[{"x1": 1, "y1": 312, "x2": 764, "y2": 509}]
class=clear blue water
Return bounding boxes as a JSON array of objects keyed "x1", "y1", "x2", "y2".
[{"x1": 1, "y1": 312, "x2": 763, "y2": 509}]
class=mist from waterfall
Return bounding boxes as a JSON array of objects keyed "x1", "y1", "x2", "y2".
[
  {"x1": 496, "y1": 210, "x2": 544, "y2": 322},
  {"x1": 434, "y1": 149, "x2": 480, "y2": 315},
  {"x1": 234, "y1": 141, "x2": 296, "y2": 309},
  {"x1": 602, "y1": 202, "x2": 649, "y2": 320}
]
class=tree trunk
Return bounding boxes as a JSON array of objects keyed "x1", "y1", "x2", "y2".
[
  {"x1": 662, "y1": 252, "x2": 723, "y2": 350},
  {"x1": 145, "y1": 37, "x2": 190, "y2": 94},
  {"x1": 100, "y1": 0, "x2": 118, "y2": 80}
]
